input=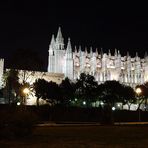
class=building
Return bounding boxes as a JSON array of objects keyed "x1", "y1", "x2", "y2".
[
  {"x1": 0, "y1": 59, "x2": 4, "y2": 88},
  {"x1": 48, "y1": 27, "x2": 148, "y2": 87},
  {"x1": 0, "y1": 27, "x2": 148, "y2": 106}
]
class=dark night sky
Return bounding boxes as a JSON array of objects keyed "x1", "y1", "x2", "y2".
[{"x1": 0, "y1": 1, "x2": 148, "y2": 70}]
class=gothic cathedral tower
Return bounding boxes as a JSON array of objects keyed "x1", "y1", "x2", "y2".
[
  {"x1": 48, "y1": 27, "x2": 74, "y2": 79},
  {"x1": 65, "y1": 38, "x2": 74, "y2": 79},
  {"x1": 48, "y1": 27, "x2": 148, "y2": 87}
]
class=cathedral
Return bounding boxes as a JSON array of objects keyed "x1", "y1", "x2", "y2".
[
  {"x1": 48, "y1": 27, "x2": 148, "y2": 87},
  {"x1": 0, "y1": 27, "x2": 148, "y2": 106}
]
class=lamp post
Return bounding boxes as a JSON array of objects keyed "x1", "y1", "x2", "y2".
[{"x1": 135, "y1": 87, "x2": 142, "y2": 122}]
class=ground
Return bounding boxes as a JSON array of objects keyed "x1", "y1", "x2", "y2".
[{"x1": 0, "y1": 125, "x2": 148, "y2": 147}]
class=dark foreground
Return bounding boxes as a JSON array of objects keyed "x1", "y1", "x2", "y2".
[{"x1": 0, "y1": 125, "x2": 148, "y2": 147}]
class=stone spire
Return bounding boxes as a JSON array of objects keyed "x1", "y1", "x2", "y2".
[
  {"x1": 114, "y1": 48, "x2": 117, "y2": 57},
  {"x1": 108, "y1": 49, "x2": 111, "y2": 57},
  {"x1": 118, "y1": 50, "x2": 121, "y2": 56},
  {"x1": 66, "y1": 38, "x2": 72, "y2": 59},
  {"x1": 117, "y1": 50, "x2": 121, "y2": 59},
  {"x1": 66, "y1": 38, "x2": 72, "y2": 52},
  {"x1": 49, "y1": 34, "x2": 55, "y2": 55},
  {"x1": 127, "y1": 51, "x2": 129, "y2": 57},
  {"x1": 85, "y1": 47, "x2": 88, "y2": 56},
  {"x1": 74, "y1": 46, "x2": 77, "y2": 56},
  {"x1": 135, "y1": 52, "x2": 139, "y2": 61},
  {"x1": 78, "y1": 45, "x2": 82, "y2": 56},
  {"x1": 49, "y1": 34, "x2": 55, "y2": 49},
  {"x1": 56, "y1": 27, "x2": 64, "y2": 49}
]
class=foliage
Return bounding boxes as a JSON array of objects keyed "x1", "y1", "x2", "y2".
[
  {"x1": 3, "y1": 69, "x2": 20, "y2": 104},
  {"x1": 136, "y1": 84, "x2": 148, "y2": 110},
  {"x1": 59, "y1": 77, "x2": 76, "y2": 106},
  {"x1": 75, "y1": 73, "x2": 98, "y2": 106},
  {"x1": 120, "y1": 85, "x2": 136, "y2": 110},
  {"x1": 98, "y1": 81, "x2": 124, "y2": 106},
  {"x1": 33, "y1": 79, "x2": 60, "y2": 106},
  {"x1": 0, "y1": 88, "x2": 4, "y2": 98},
  {"x1": 33, "y1": 79, "x2": 49, "y2": 106}
]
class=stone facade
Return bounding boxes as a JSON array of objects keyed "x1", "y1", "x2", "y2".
[
  {"x1": 48, "y1": 27, "x2": 148, "y2": 87},
  {"x1": 0, "y1": 59, "x2": 4, "y2": 88}
]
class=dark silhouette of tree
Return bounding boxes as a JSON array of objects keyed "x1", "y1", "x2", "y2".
[
  {"x1": 97, "y1": 80, "x2": 124, "y2": 124},
  {"x1": 75, "y1": 73, "x2": 98, "y2": 107},
  {"x1": 0, "y1": 88, "x2": 4, "y2": 98},
  {"x1": 99, "y1": 80, "x2": 123, "y2": 107},
  {"x1": 59, "y1": 77, "x2": 76, "y2": 106},
  {"x1": 33, "y1": 79, "x2": 49, "y2": 106},
  {"x1": 120, "y1": 85, "x2": 136, "y2": 110},
  {"x1": 136, "y1": 84, "x2": 148, "y2": 110},
  {"x1": 33, "y1": 79, "x2": 60, "y2": 106},
  {"x1": 47, "y1": 81, "x2": 60, "y2": 105},
  {"x1": 3, "y1": 69, "x2": 20, "y2": 104},
  {"x1": 3, "y1": 69, "x2": 32, "y2": 105}
]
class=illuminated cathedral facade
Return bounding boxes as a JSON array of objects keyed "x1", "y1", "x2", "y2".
[{"x1": 48, "y1": 27, "x2": 148, "y2": 87}]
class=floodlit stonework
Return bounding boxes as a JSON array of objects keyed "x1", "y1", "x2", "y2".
[
  {"x1": 48, "y1": 27, "x2": 148, "y2": 87},
  {"x1": 0, "y1": 27, "x2": 148, "y2": 106},
  {"x1": 4, "y1": 69, "x2": 64, "y2": 105},
  {"x1": 17, "y1": 70, "x2": 64, "y2": 85},
  {"x1": 0, "y1": 59, "x2": 4, "y2": 88}
]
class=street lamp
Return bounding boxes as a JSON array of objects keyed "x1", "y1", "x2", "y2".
[
  {"x1": 136, "y1": 88, "x2": 142, "y2": 95},
  {"x1": 135, "y1": 87, "x2": 142, "y2": 122},
  {"x1": 23, "y1": 88, "x2": 30, "y2": 94}
]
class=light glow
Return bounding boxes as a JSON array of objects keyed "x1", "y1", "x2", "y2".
[
  {"x1": 17, "y1": 102, "x2": 21, "y2": 106},
  {"x1": 136, "y1": 88, "x2": 142, "y2": 95},
  {"x1": 112, "y1": 107, "x2": 116, "y2": 111},
  {"x1": 83, "y1": 101, "x2": 86, "y2": 105},
  {"x1": 23, "y1": 88, "x2": 30, "y2": 95}
]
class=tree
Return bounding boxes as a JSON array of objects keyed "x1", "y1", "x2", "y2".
[
  {"x1": 46, "y1": 81, "x2": 60, "y2": 105},
  {"x1": 33, "y1": 79, "x2": 60, "y2": 106},
  {"x1": 75, "y1": 73, "x2": 98, "y2": 107},
  {"x1": 120, "y1": 85, "x2": 136, "y2": 110},
  {"x1": 59, "y1": 77, "x2": 76, "y2": 106},
  {"x1": 97, "y1": 80, "x2": 125, "y2": 124},
  {"x1": 3, "y1": 69, "x2": 20, "y2": 104},
  {"x1": 99, "y1": 80, "x2": 123, "y2": 107},
  {"x1": 136, "y1": 84, "x2": 148, "y2": 110},
  {"x1": 33, "y1": 79, "x2": 49, "y2": 106}
]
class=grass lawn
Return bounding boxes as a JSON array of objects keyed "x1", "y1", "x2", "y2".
[{"x1": 0, "y1": 125, "x2": 148, "y2": 147}]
